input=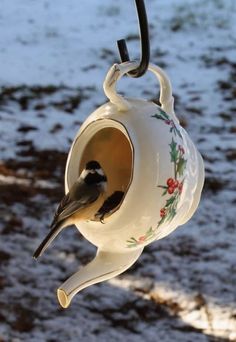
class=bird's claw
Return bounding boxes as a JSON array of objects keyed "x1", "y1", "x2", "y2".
[{"x1": 100, "y1": 214, "x2": 106, "y2": 224}]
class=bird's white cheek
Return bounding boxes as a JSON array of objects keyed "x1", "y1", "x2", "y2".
[
  {"x1": 96, "y1": 168, "x2": 105, "y2": 177},
  {"x1": 80, "y1": 169, "x2": 89, "y2": 179}
]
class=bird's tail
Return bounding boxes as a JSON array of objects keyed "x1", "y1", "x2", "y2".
[{"x1": 33, "y1": 220, "x2": 65, "y2": 259}]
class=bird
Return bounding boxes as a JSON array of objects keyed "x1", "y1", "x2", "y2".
[
  {"x1": 95, "y1": 191, "x2": 124, "y2": 223},
  {"x1": 33, "y1": 160, "x2": 107, "y2": 259}
]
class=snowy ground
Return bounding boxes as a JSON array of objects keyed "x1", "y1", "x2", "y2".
[{"x1": 0, "y1": 0, "x2": 236, "y2": 341}]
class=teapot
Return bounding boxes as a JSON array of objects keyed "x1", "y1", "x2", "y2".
[{"x1": 57, "y1": 61, "x2": 204, "y2": 308}]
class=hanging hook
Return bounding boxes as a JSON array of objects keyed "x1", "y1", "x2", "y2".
[{"x1": 117, "y1": 0, "x2": 150, "y2": 78}]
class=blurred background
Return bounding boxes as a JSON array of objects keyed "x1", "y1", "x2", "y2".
[{"x1": 0, "y1": 0, "x2": 235, "y2": 341}]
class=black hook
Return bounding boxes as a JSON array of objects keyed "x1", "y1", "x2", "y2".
[{"x1": 117, "y1": 0, "x2": 150, "y2": 78}]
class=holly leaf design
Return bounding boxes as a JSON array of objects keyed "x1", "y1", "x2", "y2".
[
  {"x1": 157, "y1": 216, "x2": 166, "y2": 227},
  {"x1": 152, "y1": 114, "x2": 166, "y2": 121},
  {"x1": 152, "y1": 109, "x2": 169, "y2": 120},
  {"x1": 165, "y1": 196, "x2": 176, "y2": 207},
  {"x1": 177, "y1": 157, "x2": 187, "y2": 177},
  {"x1": 176, "y1": 128, "x2": 182, "y2": 139},
  {"x1": 158, "y1": 185, "x2": 168, "y2": 196},
  {"x1": 158, "y1": 109, "x2": 169, "y2": 119},
  {"x1": 169, "y1": 138, "x2": 178, "y2": 163},
  {"x1": 146, "y1": 227, "x2": 155, "y2": 237},
  {"x1": 162, "y1": 188, "x2": 168, "y2": 196},
  {"x1": 166, "y1": 208, "x2": 176, "y2": 221},
  {"x1": 127, "y1": 237, "x2": 138, "y2": 243}
]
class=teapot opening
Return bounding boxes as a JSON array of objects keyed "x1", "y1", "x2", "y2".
[
  {"x1": 80, "y1": 126, "x2": 133, "y2": 219},
  {"x1": 57, "y1": 288, "x2": 69, "y2": 308},
  {"x1": 66, "y1": 121, "x2": 134, "y2": 221}
]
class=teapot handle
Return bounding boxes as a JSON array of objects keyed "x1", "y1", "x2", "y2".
[{"x1": 103, "y1": 61, "x2": 174, "y2": 115}]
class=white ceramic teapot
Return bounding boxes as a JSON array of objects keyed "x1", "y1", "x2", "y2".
[{"x1": 57, "y1": 61, "x2": 204, "y2": 308}]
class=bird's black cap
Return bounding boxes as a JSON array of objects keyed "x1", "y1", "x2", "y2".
[
  {"x1": 86, "y1": 160, "x2": 101, "y2": 170},
  {"x1": 84, "y1": 172, "x2": 107, "y2": 185}
]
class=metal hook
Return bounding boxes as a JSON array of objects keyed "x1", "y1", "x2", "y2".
[{"x1": 117, "y1": 0, "x2": 150, "y2": 78}]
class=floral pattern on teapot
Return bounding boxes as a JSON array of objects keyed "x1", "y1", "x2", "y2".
[
  {"x1": 126, "y1": 110, "x2": 187, "y2": 248},
  {"x1": 157, "y1": 138, "x2": 186, "y2": 226},
  {"x1": 152, "y1": 109, "x2": 182, "y2": 138},
  {"x1": 126, "y1": 227, "x2": 155, "y2": 247}
]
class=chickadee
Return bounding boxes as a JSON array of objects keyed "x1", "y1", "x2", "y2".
[{"x1": 33, "y1": 160, "x2": 107, "y2": 259}]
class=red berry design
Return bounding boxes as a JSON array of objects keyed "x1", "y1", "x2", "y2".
[
  {"x1": 138, "y1": 236, "x2": 146, "y2": 243},
  {"x1": 168, "y1": 187, "x2": 174, "y2": 194},
  {"x1": 154, "y1": 133, "x2": 187, "y2": 230},
  {"x1": 173, "y1": 180, "x2": 179, "y2": 188},
  {"x1": 165, "y1": 120, "x2": 171, "y2": 125},
  {"x1": 167, "y1": 178, "x2": 174, "y2": 186},
  {"x1": 160, "y1": 208, "x2": 166, "y2": 217}
]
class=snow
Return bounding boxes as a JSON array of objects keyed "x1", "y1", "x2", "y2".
[{"x1": 0, "y1": 0, "x2": 236, "y2": 341}]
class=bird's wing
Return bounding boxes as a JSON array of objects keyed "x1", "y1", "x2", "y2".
[
  {"x1": 97, "y1": 191, "x2": 124, "y2": 213},
  {"x1": 50, "y1": 192, "x2": 70, "y2": 227},
  {"x1": 95, "y1": 191, "x2": 124, "y2": 221},
  {"x1": 51, "y1": 183, "x2": 100, "y2": 227}
]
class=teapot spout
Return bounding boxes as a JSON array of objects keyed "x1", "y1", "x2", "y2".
[{"x1": 57, "y1": 248, "x2": 143, "y2": 308}]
